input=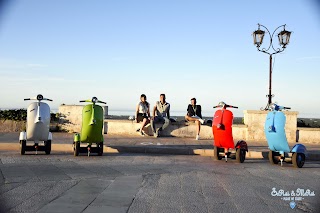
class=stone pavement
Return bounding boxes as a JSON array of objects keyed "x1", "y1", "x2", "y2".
[
  {"x1": 0, "y1": 132, "x2": 319, "y2": 160},
  {"x1": 0, "y1": 150, "x2": 319, "y2": 212}
]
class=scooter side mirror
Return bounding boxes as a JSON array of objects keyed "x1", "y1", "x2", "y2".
[{"x1": 24, "y1": 98, "x2": 31, "y2": 101}]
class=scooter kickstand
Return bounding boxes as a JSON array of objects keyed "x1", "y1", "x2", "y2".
[
  {"x1": 225, "y1": 154, "x2": 228, "y2": 162},
  {"x1": 280, "y1": 158, "x2": 283, "y2": 166}
]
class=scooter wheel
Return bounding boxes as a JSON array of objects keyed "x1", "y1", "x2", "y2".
[
  {"x1": 74, "y1": 142, "x2": 80, "y2": 156},
  {"x1": 214, "y1": 146, "x2": 222, "y2": 160},
  {"x1": 292, "y1": 153, "x2": 305, "y2": 168},
  {"x1": 236, "y1": 148, "x2": 246, "y2": 163},
  {"x1": 45, "y1": 140, "x2": 51, "y2": 155},
  {"x1": 20, "y1": 140, "x2": 26, "y2": 155},
  {"x1": 98, "y1": 142, "x2": 103, "y2": 156},
  {"x1": 268, "y1": 150, "x2": 280, "y2": 165}
]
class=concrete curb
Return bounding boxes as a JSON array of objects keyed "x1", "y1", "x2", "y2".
[{"x1": 0, "y1": 143, "x2": 319, "y2": 161}]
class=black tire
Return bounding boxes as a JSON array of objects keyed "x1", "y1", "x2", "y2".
[
  {"x1": 20, "y1": 140, "x2": 26, "y2": 155},
  {"x1": 292, "y1": 153, "x2": 305, "y2": 168},
  {"x1": 74, "y1": 142, "x2": 80, "y2": 156},
  {"x1": 98, "y1": 142, "x2": 103, "y2": 156},
  {"x1": 268, "y1": 150, "x2": 280, "y2": 165},
  {"x1": 45, "y1": 140, "x2": 51, "y2": 155},
  {"x1": 214, "y1": 146, "x2": 222, "y2": 160},
  {"x1": 236, "y1": 148, "x2": 246, "y2": 163}
]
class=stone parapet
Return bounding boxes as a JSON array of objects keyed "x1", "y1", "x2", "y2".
[{"x1": 244, "y1": 110, "x2": 298, "y2": 142}]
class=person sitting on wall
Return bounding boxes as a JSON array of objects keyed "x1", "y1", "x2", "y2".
[
  {"x1": 151, "y1": 94, "x2": 170, "y2": 138},
  {"x1": 185, "y1": 98, "x2": 205, "y2": 140},
  {"x1": 135, "y1": 94, "x2": 151, "y2": 136}
]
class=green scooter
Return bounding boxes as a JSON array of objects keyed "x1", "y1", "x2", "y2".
[{"x1": 73, "y1": 97, "x2": 106, "y2": 156}]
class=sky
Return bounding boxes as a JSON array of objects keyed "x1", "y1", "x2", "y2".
[{"x1": 0, "y1": 0, "x2": 320, "y2": 117}]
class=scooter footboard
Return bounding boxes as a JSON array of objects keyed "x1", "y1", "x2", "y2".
[
  {"x1": 291, "y1": 144, "x2": 307, "y2": 154},
  {"x1": 25, "y1": 145, "x2": 47, "y2": 152},
  {"x1": 78, "y1": 146, "x2": 101, "y2": 153}
]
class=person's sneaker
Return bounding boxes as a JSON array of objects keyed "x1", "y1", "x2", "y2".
[
  {"x1": 156, "y1": 129, "x2": 161, "y2": 137},
  {"x1": 196, "y1": 135, "x2": 200, "y2": 140},
  {"x1": 153, "y1": 132, "x2": 158, "y2": 138},
  {"x1": 139, "y1": 131, "x2": 145, "y2": 136},
  {"x1": 199, "y1": 119, "x2": 205, "y2": 124}
]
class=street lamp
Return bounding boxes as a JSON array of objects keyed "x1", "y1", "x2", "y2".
[{"x1": 252, "y1": 23, "x2": 292, "y2": 110}]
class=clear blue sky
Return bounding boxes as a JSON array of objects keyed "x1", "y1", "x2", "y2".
[{"x1": 0, "y1": 0, "x2": 320, "y2": 117}]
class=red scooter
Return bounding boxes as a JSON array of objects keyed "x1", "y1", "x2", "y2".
[{"x1": 212, "y1": 102, "x2": 248, "y2": 163}]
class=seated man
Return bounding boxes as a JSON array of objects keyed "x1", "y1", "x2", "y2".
[
  {"x1": 185, "y1": 98, "x2": 204, "y2": 140},
  {"x1": 151, "y1": 94, "x2": 170, "y2": 138}
]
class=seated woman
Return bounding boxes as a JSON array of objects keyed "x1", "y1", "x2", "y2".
[{"x1": 135, "y1": 94, "x2": 151, "y2": 136}]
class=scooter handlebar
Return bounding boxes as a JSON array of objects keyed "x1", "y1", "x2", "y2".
[
  {"x1": 23, "y1": 97, "x2": 52, "y2": 101},
  {"x1": 79, "y1": 99, "x2": 106, "y2": 104},
  {"x1": 213, "y1": 105, "x2": 238, "y2": 109},
  {"x1": 226, "y1": 105, "x2": 238, "y2": 109}
]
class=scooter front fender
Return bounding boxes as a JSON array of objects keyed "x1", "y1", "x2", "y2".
[
  {"x1": 291, "y1": 144, "x2": 307, "y2": 154},
  {"x1": 48, "y1": 132, "x2": 52, "y2": 141},
  {"x1": 74, "y1": 133, "x2": 80, "y2": 142},
  {"x1": 235, "y1": 140, "x2": 248, "y2": 151},
  {"x1": 19, "y1": 132, "x2": 27, "y2": 141}
]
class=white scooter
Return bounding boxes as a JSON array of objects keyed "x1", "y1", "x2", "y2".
[{"x1": 19, "y1": 94, "x2": 53, "y2": 155}]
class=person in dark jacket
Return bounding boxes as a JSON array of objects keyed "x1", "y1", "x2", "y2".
[{"x1": 185, "y1": 98, "x2": 204, "y2": 140}]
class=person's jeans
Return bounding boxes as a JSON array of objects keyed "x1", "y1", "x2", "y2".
[{"x1": 151, "y1": 116, "x2": 170, "y2": 134}]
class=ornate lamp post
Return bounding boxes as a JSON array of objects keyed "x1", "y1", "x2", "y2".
[{"x1": 252, "y1": 23, "x2": 292, "y2": 110}]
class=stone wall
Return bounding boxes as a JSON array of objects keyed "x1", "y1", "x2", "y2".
[
  {"x1": 297, "y1": 128, "x2": 320, "y2": 143},
  {"x1": 58, "y1": 105, "x2": 108, "y2": 133},
  {"x1": 2, "y1": 106, "x2": 320, "y2": 144},
  {"x1": 244, "y1": 110, "x2": 298, "y2": 142},
  {"x1": 105, "y1": 119, "x2": 247, "y2": 140},
  {"x1": 0, "y1": 120, "x2": 26, "y2": 132}
]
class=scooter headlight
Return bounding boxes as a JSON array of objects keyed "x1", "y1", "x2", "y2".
[
  {"x1": 218, "y1": 101, "x2": 226, "y2": 107},
  {"x1": 37, "y1": 94, "x2": 43, "y2": 101},
  {"x1": 92, "y1": 97, "x2": 98, "y2": 103}
]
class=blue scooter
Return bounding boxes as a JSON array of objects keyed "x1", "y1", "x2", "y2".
[{"x1": 265, "y1": 103, "x2": 306, "y2": 168}]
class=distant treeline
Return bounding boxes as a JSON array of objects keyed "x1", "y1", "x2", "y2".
[{"x1": 0, "y1": 109, "x2": 59, "y2": 121}]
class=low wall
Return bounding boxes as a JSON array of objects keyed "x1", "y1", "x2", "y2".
[
  {"x1": 297, "y1": 128, "x2": 320, "y2": 144},
  {"x1": 0, "y1": 120, "x2": 60, "y2": 132},
  {"x1": 2, "y1": 107, "x2": 320, "y2": 144},
  {"x1": 244, "y1": 110, "x2": 298, "y2": 142},
  {"x1": 0, "y1": 120, "x2": 26, "y2": 132},
  {"x1": 105, "y1": 119, "x2": 248, "y2": 140},
  {"x1": 59, "y1": 104, "x2": 108, "y2": 133}
]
